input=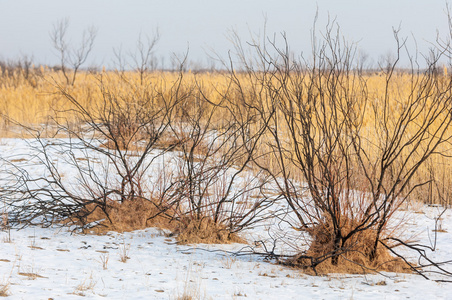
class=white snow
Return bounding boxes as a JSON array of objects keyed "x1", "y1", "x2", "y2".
[{"x1": 0, "y1": 138, "x2": 452, "y2": 299}]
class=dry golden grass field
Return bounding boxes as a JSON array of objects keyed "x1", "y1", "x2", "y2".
[{"x1": 1, "y1": 66, "x2": 451, "y2": 207}]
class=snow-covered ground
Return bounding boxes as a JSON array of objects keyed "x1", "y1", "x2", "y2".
[
  {"x1": 0, "y1": 209, "x2": 451, "y2": 300},
  {"x1": 0, "y1": 138, "x2": 452, "y2": 299}
]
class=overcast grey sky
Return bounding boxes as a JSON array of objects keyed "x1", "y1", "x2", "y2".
[{"x1": 0, "y1": 1, "x2": 449, "y2": 68}]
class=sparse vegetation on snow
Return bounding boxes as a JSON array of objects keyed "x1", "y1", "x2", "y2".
[{"x1": 0, "y1": 11, "x2": 452, "y2": 299}]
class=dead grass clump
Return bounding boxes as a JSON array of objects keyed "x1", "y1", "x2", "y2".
[
  {"x1": 74, "y1": 200, "x2": 247, "y2": 245},
  {"x1": 17, "y1": 272, "x2": 46, "y2": 280},
  {"x1": 77, "y1": 198, "x2": 173, "y2": 234},
  {"x1": 72, "y1": 276, "x2": 97, "y2": 296},
  {"x1": 176, "y1": 218, "x2": 245, "y2": 244},
  {"x1": 286, "y1": 217, "x2": 410, "y2": 275},
  {"x1": 0, "y1": 283, "x2": 9, "y2": 297},
  {"x1": 176, "y1": 296, "x2": 194, "y2": 300}
]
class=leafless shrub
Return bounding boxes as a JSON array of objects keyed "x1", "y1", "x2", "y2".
[
  {"x1": 5, "y1": 68, "x2": 187, "y2": 231},
  {"x1": 233, "y1": 19, "x2": 452, "y2": 278},
  {"x1": 166, "y1": 75, "x2": 273, "y2": 243},
  {"x1": 113, "y1": 31, "x2": 160, "y2": 82},
  {"x1": 50, "y1": 18, "x2": 97, "y2": 86}
]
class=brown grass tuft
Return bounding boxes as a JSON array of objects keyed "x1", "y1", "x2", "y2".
[
  {"x1": 76, "y1": 198, "x2": 173, "y2": 234},
  {"x1": 72, "y1": 275, "x2": 97, "y2": 296},
  {"x1": 286, "y1": 216, "x2": 410, "y2": 275},
  {"x1": 72, "y1": 199, "x2": 246, "y2": 246},
  {"x1": 176, "y1": 218, "x2": 245, "y2": 245},
  {"x1": 17, "y1": 272, "x2": 46, "y2": 280},
  {"x1": 176, "y1": 296, "x2": 194, "y2": 300},
  {"x1": 0, "y1": 283, "x2": 9, "y2": 297}
]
